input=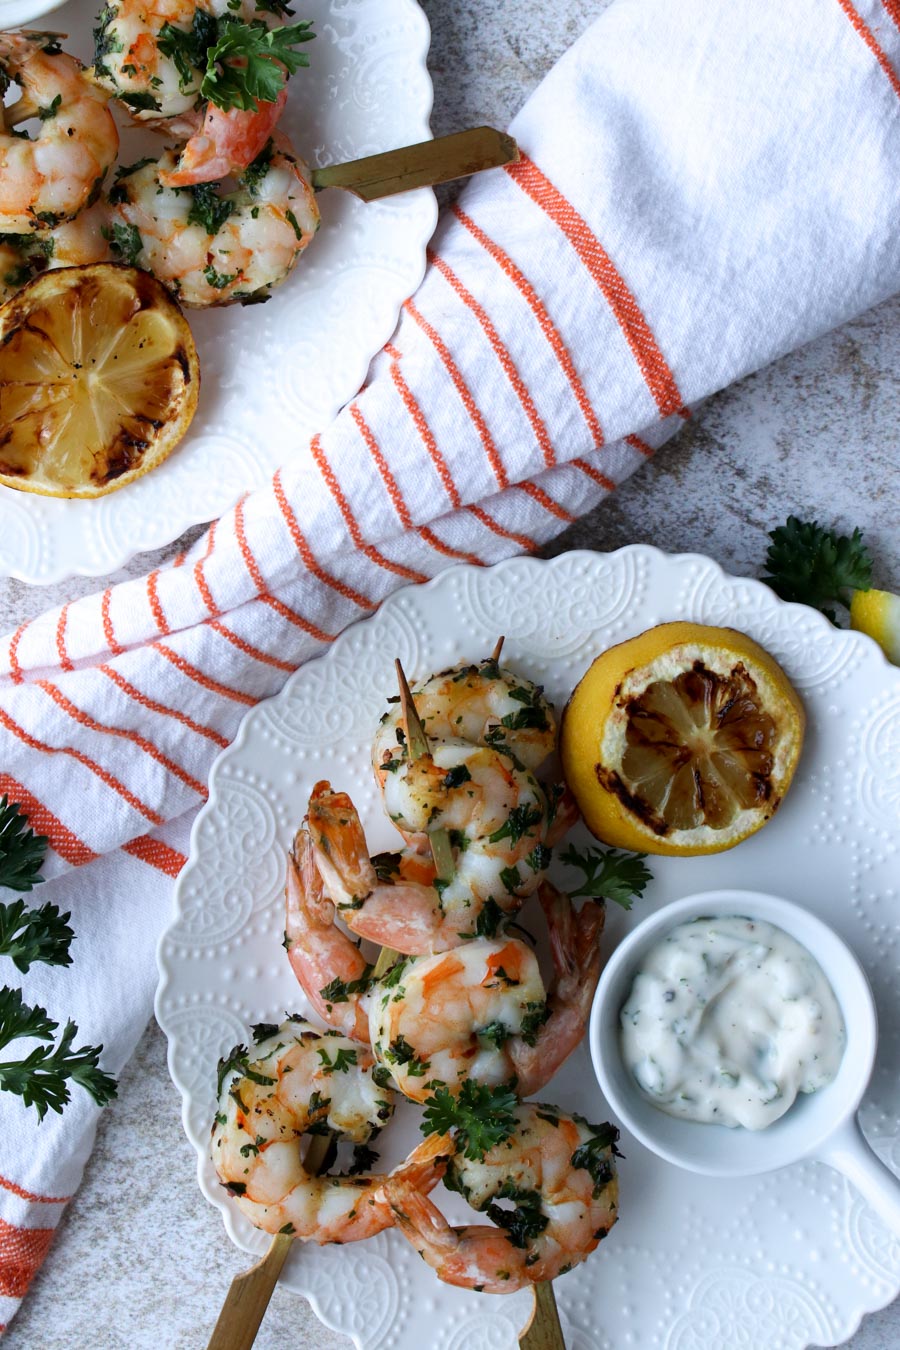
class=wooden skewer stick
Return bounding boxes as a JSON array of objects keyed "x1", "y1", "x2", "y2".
[
  {"x1": 311, "y1": 126, "x2": 519, "y2": 202},
  {"x1": 395, "y1": 659, "x2": 455, "y2": 883},
  {"x1": 519, "y1": 1280, "x2": 566, "y2": 1350},
  {"x1": 206, "y1": 1131, "x2": 334, "y2": 1350},
  {"x1": 490, "y1": 636, "x2": 506, "y2": 664}
]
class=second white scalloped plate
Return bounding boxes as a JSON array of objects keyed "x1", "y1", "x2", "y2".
[
  {"x1": 0, "y1": 0, "x2": 436, "y2": 584},
  {"x1": 157, "y1": 548, "x2": 900, "y2": 1350}
]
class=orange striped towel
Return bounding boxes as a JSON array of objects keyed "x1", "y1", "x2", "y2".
[{"x1": 2, "y1": 0, "x2": 900, "y2": 1325}]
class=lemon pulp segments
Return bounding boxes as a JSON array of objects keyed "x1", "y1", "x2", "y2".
[
  {"x1": 560, "y1": 622, "x2": 805, "y2": 857},
  {"x1": 0, "y1": 264, "x2": 199, "y2": 498}
]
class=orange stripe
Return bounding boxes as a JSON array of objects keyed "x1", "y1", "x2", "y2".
[
  {"x1": 272, "y1": 469, "x2": 375, "y2": 610},
  {"x1": 517, "y1": 480, "x2": 574, "y2": 523},
  {"x1": 55, "y1": 604, "x2": 73, "y2": 673},
  {"x1": 508, "y1": 155, "x2": 684, "y2": 417},
  {"x1": 146, "y1": 570, "x2": 170, "y2": 636},
  {"x1": 349, "y1": 403, "x2": 413, "y2": 527},
  {"x1": 417, "y1": 524, "x2": 483, "y2": 567},
  {"x1": 0, "y1": 706, "x2": 163, "y2": 825},
  {"x1": 308, "y1": 434, "x2": 428, "y2": 584},
  {"x1": 36, "y1": 681, "x2": 208, "y2": 800},
  {"x1": 572, "y1": 457, "x2": 616, "y2": 492},
  {"x1": 0, "y1": 773, "x2": 97, "y2": 867},
  {"x1": 429, "y1": 248, "x2": 557, "y2": 469},
  {"x1": 404, "y1": 299, "x2": 509, "y2": 491},
  {"x1": 7, "y1": 623, "x2": 27, "y2": 685},
  {"x1": 101, "y1": 589, "x2": 123, "y2": 657},
  {"x1": 0, "y1": 1173, "x2": 70, "y2": 1206},
  {"x1": 0, "y1": 1216, "x2": 55, "y2": 1299},
  {"x1": 387, "y1": 359, "x2": 461, "y2": 507},
  {"x1": 99, "y1": 665, "x2": 228, "y2": 748},
  {"x1": 151, "y1": 641, "x2": 257, "y2": 706},
  {"x1": 173, "y1": 550, "x2": 187, "y2": 567},
  {"x1": 193, "y1": 520, "x2": 219, "y2": 617},
  {"x1": 208, "y1": 618, "x2": 296, "y2": 673},
  {"x1": 233, "y1": 499, "x2": 334, "y2": 644},
  {"x1": 466, "y1": 503, "x2": 539, "y2": 552},
  {"x1": 453, "y1": 205, "x2": 605, "y2": 449},
  {"x1": 883, "y1": 0, "x2": 900, "y2": 34},
  {"x1": 123, "y1": 833, "x2": 186, "y2": 878},
  {"x1": 626, "y1": 433, "x2": 654, "y2": 458},
  {"x1": 836, "y1": 0, "x2": 900, "y2": 98}
]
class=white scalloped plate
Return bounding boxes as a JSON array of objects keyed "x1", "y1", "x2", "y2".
[
  {"x1": 0, "y1": 0, "x2": 435, "y2": 584},
  {"x1": 156, "y1": 548, "x2": 900, "y2": 1350}
]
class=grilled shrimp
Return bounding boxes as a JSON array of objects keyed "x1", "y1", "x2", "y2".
[
  {"x1": 286, "y1": 832, "x2": 606, "y2": 1101},
  {"x1": 0, "y1": 33, "x2": 118, "y2": 232},
  {"x1": 308, "y1": 754, "x2": 555, "y2": 953},
  {"x1": 159, "y1": 87, "x2": 288, "y2": 186},
  {"x1": 0, "y1": 202, "x2": 111, "y2": 302},
  {"x1": 373, "y1": 658, "x2": 559, "y2": 781},
  {"x1": 106, "y1": 136, "x2": 318, "y2": 306},
  {"x1": 210, "y1": 1019, "x2": 446, "y2": 1242},
  {"x1": 384, "y1": 1107, "x2": 620, "y2": 1292},
  {"x1": 92, "y1": 0, "x2": 258, "y2": 127}
]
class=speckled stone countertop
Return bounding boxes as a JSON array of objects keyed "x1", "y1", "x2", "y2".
[{"x1": 3, "y1": 2, "x2": 900, "y2": 1347}]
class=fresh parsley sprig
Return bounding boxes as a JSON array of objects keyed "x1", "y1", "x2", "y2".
[
  {"x1": 0, "y1": 795, "x2": 48, "y2": 893},
  {"x1": 560, "y1": 843, "x2": 652, "y2": 911},
  {"x1": 202, "y1": 20, "x2": 315, "y2": 112},
  {"x1": 421, "y1": 1080, "x2": 518, "y2": 1161},
  {"x1": 0, "y1": 988, "x2": 117, "y2": 1121},
  {"x1": 0, "y1": 900, "x2": 73, "y2": 973},
  {"x1": 762, "y1": 516, "x2": 873, "y2": 624}
]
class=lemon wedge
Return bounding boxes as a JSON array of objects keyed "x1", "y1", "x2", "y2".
[
  {"x1": 850, "y1": 588, "x2": 900, "y2": 665},
  {"x1": 560, "y1": 622, "x2": 806, "y2": 856},
  {"x1": 0, "y1": 264, "x2": 199, "y2": 498}
]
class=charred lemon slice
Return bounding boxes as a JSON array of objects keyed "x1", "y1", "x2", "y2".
[
  {"x1": 0, "y1": 264, "x2": 199, "y2": 498},
  {"x1": 560, "y1": 622, "x2": 805, "y2": 856}
]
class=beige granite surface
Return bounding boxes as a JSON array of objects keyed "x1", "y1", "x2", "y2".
[{"x1": 2, "y1": 0, "x2": 899, "y2": 1346}]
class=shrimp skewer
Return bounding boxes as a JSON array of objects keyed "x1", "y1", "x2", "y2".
[
  {"x1": 210, "y1": 1019, "x2": 447, "y2": 1242},
  {"x1": 286, "y1": 830, "x2": 606, "y2": 1102},
  {"x1": 0, "y1": 33, "x2": 118, "y2": 232},
  {"x1": 383, "y1": 1105, "x2": 620, "y2": 1292}
]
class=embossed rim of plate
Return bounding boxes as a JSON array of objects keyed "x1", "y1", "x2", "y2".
[
  {"x1": 156, "y1": 546, "x2": 900, "y2": 1350},
  {"x1": 0, "y1": 0, "x2": 436, "y2": 585}
]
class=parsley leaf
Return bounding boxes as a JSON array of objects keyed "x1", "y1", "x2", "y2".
[
  {"x1": 201, "y1": 19, "x2": 315, "y2": 113},
  {"x1": 488, "y1": 804, "x2": 543, "y2": 846},
  {"x1": 570, "y1": 1122, "x2": 622, "y2": 1196},
  {"x1": 485, "y1": 1182, "x2": 548, "y2": 1249},
  {"x1": 0, "y1": 796, "x2": 48, "y2": 893},
  {"x1": 316, "y1": 1046, "x2": 357, "y2": 1074},
  {"x1": 319, "y1": 967, "x2": 372, "y2": 1004},
  {"x1": 107, "y1": 222, "x2": 144, "y2": 267},
  {"x1": 187, "y1": 184, "x2": 234, "y2": 237},
  {"x1": 560, "y1": 843, "x2": 652, "y2": 911},
  {"x1": 0, "y1": 989, "x2": 116, "y2": 1122},
  {"x1": 203, "y1": 263, "x2": 237, "y2": 290},
  {"x1": 762, "y1": 516, "x2": 873, "y2": 623},
  {"x1": 421, "y1": 1080, "x2": 518, "y2": 1161},
  {"x1": 158, "y1": 10, "x2": 218, "y2": 91},
  {"x1": 0, "y1": 901, "x2": 73, "y2": 973}
]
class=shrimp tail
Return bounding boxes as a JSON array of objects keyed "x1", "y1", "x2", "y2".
[
  {"x1": 159, "y1": 89, "x2": 288, "y2": 187},
  {"x1": 284, "y1": 827, "x2": 371, "y2": 1041},
  {"x1": 308, "y1": 780, "x2": 379, "y2": 904}
]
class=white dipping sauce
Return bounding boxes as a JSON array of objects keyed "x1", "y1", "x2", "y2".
[{"x1": 620, "y1": 916, "x2": 845, "y2": 1130}]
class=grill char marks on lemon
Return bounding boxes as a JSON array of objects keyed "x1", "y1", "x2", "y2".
[
  {"x1": 598, "y1": 659, "x2": 779, "y2": 837},
  {"x1": 560, "y1": 623, "x2": 805, "y2": 857},
  {"x1": 0, "y1": 263, "x2": 199, "y2": 498}
]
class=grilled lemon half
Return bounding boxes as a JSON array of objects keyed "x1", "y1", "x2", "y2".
[
  {"x1": 560, "y1": 622, "x2": 805, "y2": 856},
  {"x1": 0, "y1": 264, "x2": 199, "y2": 498}
]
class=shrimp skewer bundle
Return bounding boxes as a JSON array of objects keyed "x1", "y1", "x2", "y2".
[
  {"x1": 383, "y1": 1104, "x2": 620, "y2": 1292},
  {"x1": 210, "y1": 1018, "x2": 447, "y2": 1242},
  {"x1": 0, "y1": 32, "x2": 119, "y2": 233},
  {"x1": 285, "y1": 824, "x2": 607, "y2": 1102}
]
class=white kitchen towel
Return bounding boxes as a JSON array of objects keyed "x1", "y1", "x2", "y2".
[{"x1": 2, "y1": 0, "x2": 900, "y2": 1326}]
